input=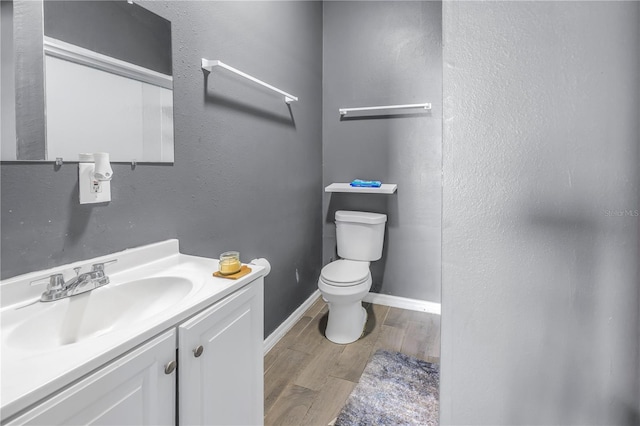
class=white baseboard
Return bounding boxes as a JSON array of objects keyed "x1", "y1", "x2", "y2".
[
  {"x1": 263, "y1": 290, "x2": 439, "y2": 355},
  {"x1": 264, "y1": 289, "x2": 321, "y2": 354},
  {"x1": 363, "y1": 292, "x2": 441, "y2": 315}
]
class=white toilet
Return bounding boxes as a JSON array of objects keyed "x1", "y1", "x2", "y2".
[{"x1": 318, "y1": 210, "x2": 387, "y2": 344}]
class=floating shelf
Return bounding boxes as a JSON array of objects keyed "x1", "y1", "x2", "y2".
[{"x1": 325, "y1": 183, "x2": 397, "y2": 194}]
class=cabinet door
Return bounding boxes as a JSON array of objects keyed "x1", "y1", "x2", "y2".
[
  {"x1": 179, "y1": 279, "x2": 264, "y2": 426},
  {"x1": 7, "y1": 330, "x2": 177, "y2": 426}
]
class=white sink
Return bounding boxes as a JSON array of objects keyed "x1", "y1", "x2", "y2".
[
  {"x1": 0, "y1": 240, "x2": 268, "y2": 421},
  {"x1": 5, "y1": 276, "x2": 193, "y2": 352}
]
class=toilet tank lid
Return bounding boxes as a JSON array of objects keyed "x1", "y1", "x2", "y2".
[{"x1": 335, "y1": 210, "x2": 387, "y2": 225}]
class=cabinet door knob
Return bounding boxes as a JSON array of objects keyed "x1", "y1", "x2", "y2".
[
  {"x1": 164, "y1": 360, "x2": 177, "y2": 375},
  {"x1": 193, "y1": 345, "x2": 204, "y2": 357}
]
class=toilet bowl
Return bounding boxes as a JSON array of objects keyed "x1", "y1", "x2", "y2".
[
  {"x1": 318, "y1": 211, "x2": 387, "y2": 344},
  {"x1": 318, "y1": 260, "x2": 372, "y2": 344}
]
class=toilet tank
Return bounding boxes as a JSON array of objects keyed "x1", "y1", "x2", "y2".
[{"x1": 335, "y1": 211, "x2": 387, "y2": 261}]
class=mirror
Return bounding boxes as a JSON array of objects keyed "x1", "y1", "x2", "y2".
[{"x1": 1, "y1": 0, "x2": 174, "y2": 163}]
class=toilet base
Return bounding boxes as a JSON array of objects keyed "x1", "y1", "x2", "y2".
[
  {"x1": 318, "y1": 270, "x2": 372, "y2": 345},
  {"x1": 325, "y1": 304, "x2": 367, "y2": 344}
]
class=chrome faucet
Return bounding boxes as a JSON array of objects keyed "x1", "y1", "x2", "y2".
[{"x1": 31, "y1": 260, "x2": 117, "y2": 302}]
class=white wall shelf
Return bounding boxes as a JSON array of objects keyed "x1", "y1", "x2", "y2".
[{"x1": 325, "y1": 183, "x2": 397, "y2": 194}]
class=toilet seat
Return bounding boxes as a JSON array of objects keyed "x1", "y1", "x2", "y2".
[{"x1": 320, "y1": 260, "x2": 370, "y2": 287}]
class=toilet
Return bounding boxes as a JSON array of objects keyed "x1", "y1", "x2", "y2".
[{"x1": 318, "y1": 210, "x2": 387, "y2": 344}]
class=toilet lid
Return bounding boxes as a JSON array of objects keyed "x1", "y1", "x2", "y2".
[{"x1": 320, "y1": 260, "x2": 370, "y2": 287}]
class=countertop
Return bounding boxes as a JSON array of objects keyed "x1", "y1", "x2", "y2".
[{"x1": 0, "y1": 240, "x2": 266, "y2": 421}]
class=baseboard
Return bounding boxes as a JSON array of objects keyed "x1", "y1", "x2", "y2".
[
  {"x1": 264, "y1": 289, "x2": 321, "y2": 354},
  {"x1": 363, "y1": 292, "x2": 441, "y2": 315},
  {"x1": 263, "y1": 290, "x2": 439, "y2": 354}
]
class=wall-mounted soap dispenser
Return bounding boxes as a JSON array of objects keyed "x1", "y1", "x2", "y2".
[{"x1": 79, "y1": 153, "x2": 113, "y2": 204}]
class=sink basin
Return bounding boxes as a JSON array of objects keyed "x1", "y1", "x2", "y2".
[{"x1": 6, "y1": 276, "x2": 193, "y2": 352}]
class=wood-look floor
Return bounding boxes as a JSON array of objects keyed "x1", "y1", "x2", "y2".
[{"x1": 264, "y1": 296, "x2": 441, "y2": 426}]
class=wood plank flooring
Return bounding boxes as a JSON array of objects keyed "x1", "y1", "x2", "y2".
[{"x1": 264, "y1": 296, "x2": 440, "y2": 426}]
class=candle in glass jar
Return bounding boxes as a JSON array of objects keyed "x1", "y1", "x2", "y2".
[{"x1": 219, "y1": 251, "x2": 241, "y2": 275}]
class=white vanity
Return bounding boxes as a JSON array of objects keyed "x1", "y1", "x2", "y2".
[{"x1": 0, "y1": 240, "x2": 265, "y2": 425}]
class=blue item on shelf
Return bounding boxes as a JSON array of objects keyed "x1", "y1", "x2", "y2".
[{"x1": 350, "y1": 179, "x2": 382, "y2": 188}]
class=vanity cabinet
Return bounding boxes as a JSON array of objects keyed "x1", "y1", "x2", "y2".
[
  {"x1": 179, "y1": 281, "x2": 264, "y2": 425},
  {"x1": 6, "y1": 279, "x2": 264, "y2": 426},
  {"x1": 6, "y1": 330, "x2": 177, "y2": 426}
]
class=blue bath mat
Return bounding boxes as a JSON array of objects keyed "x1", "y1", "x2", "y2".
[{"x1": 335, "y1": 350, "x2": 439, "y2": 426}]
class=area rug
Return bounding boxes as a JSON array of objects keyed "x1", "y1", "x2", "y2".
[{"x1": 334, "y1": 350, "x2": 439, "y2": 426}]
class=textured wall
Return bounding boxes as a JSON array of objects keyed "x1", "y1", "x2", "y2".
[
  {"x1": 441, "y1": 1, "x2": 639, "y2": 424},
  {"x1": 12, "y1": 0, "x2": 45, "y2": 160},
  {"x1": 44, "y1": 1, "x2": 172, "y2": 75},
  {"x1": 323, "y1": 1, "x2": 442, "y2": 302},
  {"x1": 1, "y1": 1, "x2": 16, "y2": 159},
  {"x1": 0, "y1": 1, "x2": 323, "y2": 337}
]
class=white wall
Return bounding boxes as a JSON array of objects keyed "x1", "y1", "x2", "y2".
[{"x1": 442, "y1": 1, "x2": 639, "y2": 424}]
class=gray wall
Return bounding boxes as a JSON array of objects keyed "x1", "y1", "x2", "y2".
[
  {"x1": 441, "y1": 1, "x2": 639, "y2": 424},
  {"x1": 322, "y1": 1, "x2": 442, "y2": 302},
  {"x1": 12, "y1": 0, "x2": 45, "y2": 160},
  {"x1": 0, "y1": 1, "x2": 323, "y2": 337},
  {"x1": 44, "y1": 1, "x2": 172, "y2": 75},
  {"x1": 1, "y1": 0, "x2": 16, "y2": 159}
]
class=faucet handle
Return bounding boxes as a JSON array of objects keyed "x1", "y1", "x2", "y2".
[
  {"x1": 30, "y1": 273, "x2": 65, "y2": 290},
  {"x1": 31, "y1": 274, "x2": 66, "y2": 301},
  {"x1": 46, "y1": 274, "x2": 66, "y2": 291},
  {"x1": 29, "y1": 276, "x2": 48, "y2": 286},
  {"x1": 91, "y1": 259, "x2": 117, "y2": 272}
]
